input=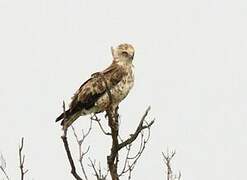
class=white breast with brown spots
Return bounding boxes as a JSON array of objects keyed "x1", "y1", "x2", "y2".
[{"x1": 95, "y1": 64, "x2": 134, "y2": 111}]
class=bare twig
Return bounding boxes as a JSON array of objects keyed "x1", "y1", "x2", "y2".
[
  {"x1": 61, "y1": 102, "x2": 82, "y2": 180},
  {"x1": 0, "y1": 167, "x2": 10, "y2": 180},
  {"x1": 162, "y1": 150, "x2": 181, "y2": 180},
  {"x1": 89, "y1": 158, "x2": 100, "y2": 180},
  {"x1": 119, "y1": 144, "x2": 131, "y2": 176},
  {"x1": 118, "y1": 107, "x2": 154, "y2": 151},
  {"x1": 88, "y1": 158, "x2": 108, "y2": 180},
  {"x1": 0, "y1": 154, "x2": 10, "y2": 180},
  {"x1": 118, "y1": 120, "x2": 152, "y2": 178},
  {"x1": 91, "y1": 115, "x2": 111, "y2": 136},
  {"x1": 71, "y1": 120, "x2": 93, "y2": 180},
  {"x1": 18, "y1": 137, "x2": 28, "y2": 180},
  {"x1": 61, "y1": 135, "x2": 82, "y2": 180},
  {"x1": 62, "y1": 101, "x2": 68, "y2": 136}
]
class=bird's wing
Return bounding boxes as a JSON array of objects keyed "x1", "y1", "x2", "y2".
[{"x1": 69, "y1": 62, "x2": 126, "y2": 113}]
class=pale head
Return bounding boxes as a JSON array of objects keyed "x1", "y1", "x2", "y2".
[{"x1": 112, "y1": 43, "x2": 135, "y2": 62}]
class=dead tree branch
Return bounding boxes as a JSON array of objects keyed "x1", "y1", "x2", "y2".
[
  {"x1": 118, "y1": 125, "x2": 151, "y2": 178},
  {"x1": 106, "y1": 107, "x2": 154, "y2": 180},
  {"x1": 118, "y1": 107, "x2": 154, "y2": 151},
  {"x1": 18, "y1": 137, "x2": 28, "y2": 180},
  {"x1": 88, "y1": 158, "x2": 108, "y2": 180},
  {"x1": 61, "y1": 133, "x2": 83, "y2": 180},
  {"x1": 118, "y1": 109, "x2": 153, "y2": 179},
  {"x1": 91, "y1": 114, "x2": 111, "y2": 136},
  {"x1": 61, "y1": 102, "x2": 83, "y2": 180},
  {"x1": 0, "y1": 153, "x2": 10, "y2": 180},
  {"x1": 60, "y1": 103, "x2": 153, "y2": 180},
  {"x1": 71, "y1": 120, "x2": 92, "y2": 180},
  {"x1": 162, "y1": 150, "x2": 181, "y2": 180}
]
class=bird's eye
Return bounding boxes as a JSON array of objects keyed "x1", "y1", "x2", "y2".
[{"x1": 121, "y1": 51, "x2": 129, "y2": 57}]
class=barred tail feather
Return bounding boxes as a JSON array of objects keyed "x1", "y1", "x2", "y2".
[
  {"x1": 61, "y1": 112, "x2": 81, "y2": 129},
  {"x1": 55, "y1": 109, "x2": 70, "y2": 122}
]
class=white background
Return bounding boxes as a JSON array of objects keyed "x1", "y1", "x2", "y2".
[{"x1": 0, "y1": 0, "x2": 247, "y2": 179}]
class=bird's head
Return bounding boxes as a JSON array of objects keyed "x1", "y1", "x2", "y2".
[{"x1": 112, "y1": 43, "x2": 135, "y2": 62}]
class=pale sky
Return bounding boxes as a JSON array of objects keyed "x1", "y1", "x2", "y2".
[{"x1": 1, "y1": 0, "x2": 247, "y2": 179}]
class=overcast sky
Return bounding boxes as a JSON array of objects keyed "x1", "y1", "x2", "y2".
[{"x1": 1, "y1": 0, "x2": 247, "y2": 179}]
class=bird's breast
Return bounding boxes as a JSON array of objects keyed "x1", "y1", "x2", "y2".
[
  {"x1": 112, "y1": 67, "x2": 134, "y2": 102},
  {"x1": 94, "y1": 67, "x2": 134, "y2": 111}
]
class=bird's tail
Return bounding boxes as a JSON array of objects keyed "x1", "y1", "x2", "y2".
[
  {"x1": 60, "y1": 112, "x2": 81, "y2": 129},
  {"x1": 55, "y1": 109, "x2": 70, "y2": 124},
  {"x1": 56, "y1": 110, "x2": 81, "y2": 128}
]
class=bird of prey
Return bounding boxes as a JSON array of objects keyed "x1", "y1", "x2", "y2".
[{"x1": 56, "y1": 43, "x2": 135, "y2": 129}]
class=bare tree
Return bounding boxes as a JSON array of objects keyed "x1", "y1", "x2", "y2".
[
  {"x1": 162, "y1": 150, "x2": 181, "y2": 180},
  {"x1": 60, "y1": 101, "x2": 154, "y2": 180},
  {"x1": 1, "y1": 109, "x2": 183, "y2": 180}
]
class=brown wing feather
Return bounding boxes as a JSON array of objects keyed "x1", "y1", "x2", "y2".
[
  {"x1": 69, "y1": 77, "x2": 104, "y2": 111},
  {"x1": 102, "y1": 62, "x2": 127, "y2": 86},
  {"x1": 55, "y1": 62, "x2": 126, "y2": 122},
  {"x1": 70, "y1": 62, "x2": 126, "y2": 112}
]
